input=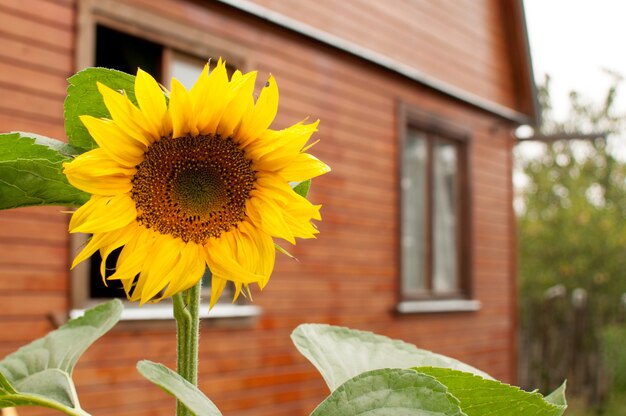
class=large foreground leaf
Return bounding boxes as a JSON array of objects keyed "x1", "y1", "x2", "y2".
[
  {"x1": 0, "y1": 132, "x2": 88, "y2": 209},
  {"x1": 292, "y1": 324, "x2": 492, "y2": 391},
  {"x1": 416, "y1": 367, "x2": 567, "y2": 416},
  {"x1": 0, "y1": 300, "x2": 123, "y2": 416},
  {"x1": 137, "y1": 361, "x2": 222, "y2": 416},
  {"x1": 311, "y1": 368, "x2": 466, "y2": 416},
  {"x1": 65, "y1": 68, "x2": 137, "y2": 150},
  {"x1": 544, "y1": 381, "x2": 567, "y2": 407}
]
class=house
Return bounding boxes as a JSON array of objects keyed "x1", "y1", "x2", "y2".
[{"x1": 0, "y1": 0, "x2": 536, "y2": 414}]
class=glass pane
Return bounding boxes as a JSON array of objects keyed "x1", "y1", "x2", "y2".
[
  {"x1": 401, "y1": 130, "x2": 428, "y2": 293},
  {"x1": 433, "y1": 140, "x2": 459, "y2": 293},
  {"x1": 168, "y1": 52, "x2": 206, "y2": 89}
]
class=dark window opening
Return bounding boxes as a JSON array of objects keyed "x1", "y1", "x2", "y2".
[
  {"x1": 89, "y1": 248, "x2": 125, "y2": 298},
  {"x1": 95, "y1": 25, "x2": 162, "y2": 79}
]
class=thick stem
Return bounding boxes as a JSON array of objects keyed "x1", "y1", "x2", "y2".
[{"x1": 173, "y1": 280, "x2": 202, "y2": 416}]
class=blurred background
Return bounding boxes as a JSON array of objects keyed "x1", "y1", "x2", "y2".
[
  {"x1": 519, "y1": 1, "x2": 626, "y2": 414},
  {"x1": 0, "y1": 0, "x2": 623, "y2": 415}
]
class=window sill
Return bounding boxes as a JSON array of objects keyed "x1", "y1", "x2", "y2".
[
  {"x1": 396, "y1": 299, "x2": 481, "y2": 314},
  {"x1": 69, "y1": 303, "x2": 261, "y2": 321}
]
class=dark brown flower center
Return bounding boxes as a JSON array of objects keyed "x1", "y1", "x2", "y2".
[{"x1": 131, "y1": 134, "x2": 255, "y2": 243}]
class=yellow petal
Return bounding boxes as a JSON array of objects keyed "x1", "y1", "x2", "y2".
[
  {"x1": 235, "y1": 75, "x2": 279, "y2": 145},
  {"x1": 245, "y1": 195, "x2": 295, "y2": 244},
  {"x1": 69, "y1": 195, "x2": 137, "y2": 234},
  {"x1": 249, "y1": 177, "x2": 321, "y2": 241},
  {"x1": 80, "y1": 115, "x2": 145, "y2": 167},
  {"x1": 239, "y1": 221, "x2": 275, "y2": 288},
  {"x1": 135, "y1": 68, "x2": 171, "y2": 137},
  {"x1": 216, "y1": 72, "x2": 256, "y2": 138},
  {"x1": 196, "y1": 60, "x2": 233, "y2": 135},
  {"x1": 71, "y1": 223, "x2": 135, "y2": 269},
  {"x1": 108, "y1": 226, "x2": 156, "y2": 298},
  {"x1": 209, "y1": 275, "x2": 228, "y2": 309},
  {"x1": 204, "y1": 235, "x2": 265, "y2": 284},
  {"x1": 109, "y1": 226, "x2": 154, "y2": 279},
  {"x1": 189, "y1": 63, "x2": 210, "y2": 112},
  {"x1": 160, "y1": 243, "x2": 206, "y2": 299},
  {"x1": 63, "y1": 149, "x2": 135, "y2": 195},
  {"x1": 247, "y1": 120, "x2": 319, "y2": 168},
  {"x1": 169, "y1": 78, "x2": 197, "y2": 138},
  {"x1": 139, "y1": 236, "x2": 182, "y2": 303},
  {"x1": 97, "y1": 82, "x2": 158, "y2": 144},
  {"x1": 282, "y1": 207, "x2": 320, "y2": 239},
  {"x1": 98, "y1": 224, "x2": 137, "y2": 280},
  {"x1": 276, "y1": 153, "x2": 331, "y2": 182}
]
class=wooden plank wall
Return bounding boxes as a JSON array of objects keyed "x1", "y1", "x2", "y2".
[
  {"x1": 247, "y1": 0, "x2": 519, "y2": 111},
  {"x1": 0, "y1": 0, "x2": 74, "y2": 364},
  {"x1": 0, "y1": 0, "x2": 518, "y2": 415}
]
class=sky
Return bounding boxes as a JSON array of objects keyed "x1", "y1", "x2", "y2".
[
  {"x1": 524, "y1": 0, "x2": 626, "y2": 120},
  {"x1": 515, "y1": 1, "x2": 626, "y2": 200}
]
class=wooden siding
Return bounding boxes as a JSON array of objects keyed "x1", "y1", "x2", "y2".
[
  {"x1": 0, "y1": 0, "x2": 518, "y2": 415},
  {"x1": 246, "y1": 0, "x2": 520, "y2": 111}
]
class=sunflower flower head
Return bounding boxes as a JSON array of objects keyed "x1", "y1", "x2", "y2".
[{"x1": 64, "y1": 60, "x2": 330, "y2": 307}]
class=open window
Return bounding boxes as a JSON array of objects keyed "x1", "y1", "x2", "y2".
[
  {"x1": 71, "y1": 2, "x2": 257, "y2": 320},
  {"x1": 397, "y1": 105, "x2": 480, "y2": 313}
]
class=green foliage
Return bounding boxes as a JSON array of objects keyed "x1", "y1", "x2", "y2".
[
  {"x1": 293, "y1": 324, "x2": 565, "y2": 415},
  {"x1": 601, "y1": 325, "x2": 626, "y2": 391},
  {"x1": 291, "y1": 324, "x2": 492, "y2": 391},
  {"x1": 517, "y1": 74, "x2": 626, "y2": 322},
  {"x1": 137, "y1": 361, "x2": 222, "y2": 416},
  {"x1": 65, "y1": 68, "x2": 137, "y2": 150},
  {"x1": 292, "y1": 179, "x2": 312, "y2": 198},
  {"x1": 416, "y1": 367, "x2": 567, "y2": 416},
  {"x1": 311, "y1": 368, "x2": 465, "y2": 416},
  {"x1": 0, "y1": 300, "x2": 122, "y2": 416},
  {"x1": 544, "y1": 381, "x2": 568, "y2": 407},
  {"x1": 0, "y1": 132, "x2": 89, "y2": 209}
]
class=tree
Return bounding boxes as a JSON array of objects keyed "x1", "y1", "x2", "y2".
[{"x1": 517, "y1": 73, "x2": 626, "y2": 323}]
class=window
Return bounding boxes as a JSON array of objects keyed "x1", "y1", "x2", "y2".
[
  {"x1": 398, "y1": 107, "x2": 479, "y2": 313},
  {"x1": 71, "y1": 3, "x2": 256, "y2": 319}
]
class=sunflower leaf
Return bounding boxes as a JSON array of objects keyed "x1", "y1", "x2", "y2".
[
  {"x1": 292, "y1": 179, "x2": 311, "y2": 198},
  {"x1": 0, "y1": 132, "x2": 89, "y2": 209},
  {"x1": 415, "y1": 367, "x2": 567, "y2": 416},
  {"x1": 0, "y1": 300, "x2": 122, "y2": 416},
  {"x1": 65, "y1": 68, "x2": 137, "y2": 151},
  {"x1": 137, "y1": 361, "x2": 223, "y2": 416},
  {"x1": 544, "y1": 381, "x2": 568, "y2": 407},
  {"x1": 291, "y1": 324, "x2": 492, "y2": 392},
  {"x1": 310, "y1": 368, "x2": 465, "y2": 416}
]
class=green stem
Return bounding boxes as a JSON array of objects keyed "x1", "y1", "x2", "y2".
[{"x1": 173, "y1": 280, "x2": 202, "y2": 416}]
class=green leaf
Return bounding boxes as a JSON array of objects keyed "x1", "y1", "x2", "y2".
[
  {"x1": 292, "y1": 324, "x2": 492, "y2": 391},
  {"x1": 292, "y1": 179, "x2": 311, "y2": 198},
  {"x1": 311, "y1": 368, "x2": 466, "y2": 416},
  {"x1": 544, "y1": 381, "x2": 567, "y2": 408},
  {"x1": 137, "y1": 361, "x2": 222, "y2": 416},
  {"x1": 415, "y1": 367, "x2": 567, "y2": 416},
  {"x1": 65, "y1": 68, "x2": 137, "y2": 150},
  {"x1": 0, "y1": 132, "x2": 89, "y2": 209},
  {"x1": 0, "y1": 300, "x2": 123, "y2": 415}
]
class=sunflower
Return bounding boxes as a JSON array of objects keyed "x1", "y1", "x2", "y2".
[{"x1": 64, "y1": 60, "x2": 329, "y2": 307}]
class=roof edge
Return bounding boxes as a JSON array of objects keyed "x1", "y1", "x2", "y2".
[
  {"x1": 507, "y1": 0, "x2": 541, "y2": 127},
  {"x1": 215, "y1": 0, "x2": 533, "y2": 125}
]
